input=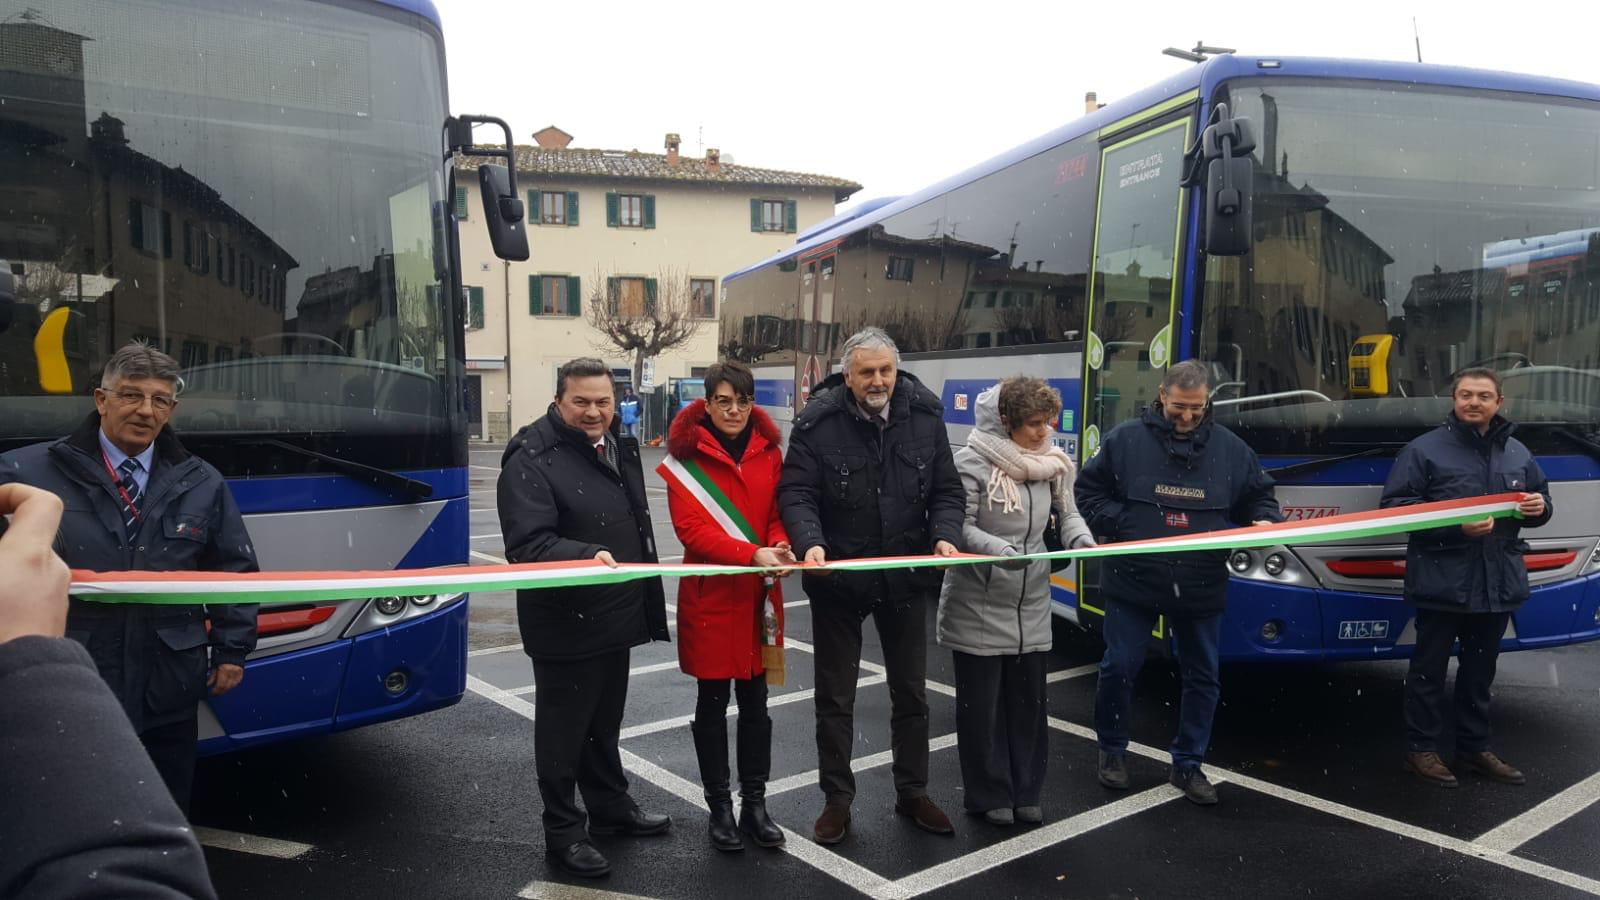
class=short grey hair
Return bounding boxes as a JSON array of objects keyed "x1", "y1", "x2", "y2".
[
  {"x1": 101, "y1": 341, "x2": 179, "y2": 389},
  {"x1": 840, "y1": 326, "x2": 900, "y2": 371},
  {"x1": 1160, "y1": 359, "x2": 1211, "y2": 393}
]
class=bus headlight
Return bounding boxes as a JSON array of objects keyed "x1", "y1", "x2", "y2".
[
  {"x1": 1229, "y1": 551, "x2": 1254, "y2": 573},
  {"x1": 1263, "y1": 553, "x2": 1288, "y2": 577},
  {"x1": 345, "y1": 592, "x2": 465, "y2": 638},
  {"x1": 374, "y1": 595, "x2": 407, "y2": 616},
  {"x1": 410, "y1": 594, "x2": 436, "y2": 607},
  {"x1": 1260, "y1": 620, "x2": 1284, "y2": 642}
]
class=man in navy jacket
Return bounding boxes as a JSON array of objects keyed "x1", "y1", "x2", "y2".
[{"x1": 1381, "y1": 367, "x2": 1552, "y2": 788}]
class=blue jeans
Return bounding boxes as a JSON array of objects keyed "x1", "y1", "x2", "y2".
[{"x1": 1094, "y1": 602, "x2": 1222, "y2": 771}]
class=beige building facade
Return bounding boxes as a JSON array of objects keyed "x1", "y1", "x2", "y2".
[{"x1": 458, "y1": 129, "x2": 858, "y2": 442}]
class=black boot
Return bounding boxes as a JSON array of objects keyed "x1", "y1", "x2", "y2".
[
  {"x1": 736, "y1": 715, "x2": 785, "y2": 847},
  {"x1": 692, "y1": 715, "x2": 743, "y2": 852}
]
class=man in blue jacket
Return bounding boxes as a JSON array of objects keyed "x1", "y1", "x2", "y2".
[
  {"x1": 1381, "y1": 367, "x2": 1552, "y2": 788},
  {"x1": 0, "y1": 342, "x2": 258, "y2": 814},
  {"x1": 1075, "y1": 360, "x2": 1281, "y2": 805}
]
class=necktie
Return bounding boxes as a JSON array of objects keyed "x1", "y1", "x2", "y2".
[{"x1": 116, "y1": 458, "x2": 143, "y2": 532}]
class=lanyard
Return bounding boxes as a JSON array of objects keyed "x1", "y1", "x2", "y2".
[{"x1": 100, "y1": 447, "x2": 142, "y2": 521}]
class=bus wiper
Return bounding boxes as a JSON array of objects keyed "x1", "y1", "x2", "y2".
[
  {"x1": 1552, "y1": 427, "x2": 1600, "y2": 464},
  {"x1": 1265, "y1": 446, "x2": 1391, "y2": 477},
  {"x1": 249, "y1": 438, "x2": 435, "y2": 500}
]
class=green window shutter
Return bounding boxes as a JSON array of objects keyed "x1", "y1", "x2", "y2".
[
  {"x1": 645, "y1": 278, "x2": 659, "y2": 315},
  {"x1": 468, "y1": 286, "x2": 485, "y2": 329},
  {"x1": 566, "y1": 191, "x2": 579, "y2": 226},
  {"x1": 784, "y1": 200, "x2": 798, "y2": 233},
  {"x1": 750, "y1": 199, "x2": 763, "y2": 232},
  {"x1": 606, "y1": 192, "x2": 619, "y2": 227},
  {"x1": 128, "y1": 200, "x2": 144, "y2": 248},
  {"x1": 567, "y1": 276, "x2": 582, "y2": 315},
  {"x1": 455, "y1": 185, "x2": 469, "y2": 220},
  {"x1": 160, "y1": 211, "x2": 173, "y2": 258},
  {"x1": 529, "y1": 274, "x2": 542, "y2": 315},
  {"x1": 527, "y1": 189, "x2": 539, "y2": 222},
  {"x1": 643, "y1": 194, "x2": 656, "y2": 229},
  {"x1": 607, "y1": 276, "x2": 619, "y2": 313}
]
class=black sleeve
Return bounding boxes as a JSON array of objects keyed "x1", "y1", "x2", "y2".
[
  {"x1": 777, "y1": 427, "x2": 827, "y2": 558},
  {"x1": 497, "y1": 449, "x2": 602, "y2": 563},
  {"x1": 1230, "y1": 447, "x2": 1284, "y2": 525},
  {"x1": 203, "y1": 481, "x2": 259, "y2": 667},
  {"x1": 0, "y1": 637, "x2": 218, "y2": 900},
  {"x1": 1522, "y1": 456, "x2": 1554, "y2": 529},
  {"x1": 1380, "y1": 443, "x2": 1460, "y2": 546},
  {"x1": 1073, "y1": 434, "x2": 1125, "y2": 538},
  {"x1": 925, "y1": 423, "x2": 965, "y2": 550}
]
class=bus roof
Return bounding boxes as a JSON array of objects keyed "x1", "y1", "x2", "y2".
[
  {"x1": 372, "y1": 0, "x2": 442, "y2": 29},
  {"x1": 724, "y1": 55, "x2": 1600, "y2": 284}
]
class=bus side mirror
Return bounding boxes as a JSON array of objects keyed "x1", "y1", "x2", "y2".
[
  {"x1": 1185, "y1": 103, "x2": 1256, "y2": 257},
  {"x1": 479, "y1": 164, "x2": 529, "y2": 262}
]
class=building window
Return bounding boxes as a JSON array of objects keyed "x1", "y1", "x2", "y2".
[
  {"x1": 886, "y1": 256, "x2": 914, "y2": 282},
  {"x1": 618, "y1": 194, "x2": 643, "y2": 227},
  {"x1": 454, "y1": 185, "x2": 469, "y2": 220},
  {"x1": 241, "y1": 256, "x2": 255, "y2": 298},
  {"x1": 690, "y1": 278, "x2": 716, "y2": 318},
  {"x1": 466, "y1": 285, "x2": 485, "y2": 329},
  {"x1": 531, "y1": 274, "x2": 582, "y2": 316},
  {"x1": 608, "y1": 276, "x2": 655, "y2": 318},
  {"x1": 540, "y1": 191, "x2": 566, "y2": 225},
  {"x1": 751, "y1": 198, "x2": 796, "y2": 233},
  {"x1": 128, "y1": 200, "x2": 170, "y2": 258},
  {"x1": 183, "y1": 224, "x2": 210, "y2": 274}
]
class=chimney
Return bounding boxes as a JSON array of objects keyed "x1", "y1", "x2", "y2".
[
  {"x1": 1085, "y1": 92, "x2": 1098, "y2": 116},
  {"x1": 91, "y1": 112, "x2": 128, "y2": 146},
  {"x1": 665, "y1": 133, "x2": 681, "y2": 166},
  {"x1": 532, "y1": 125, "x2": 574, "y2": 149},
  {"x1": 706, "y1": 147, "x2": 721, "y2": 174}
]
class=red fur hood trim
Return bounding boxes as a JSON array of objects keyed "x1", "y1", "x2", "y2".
[{"x1": 667, "y1": 397, "x2": 781, "y2": 460}]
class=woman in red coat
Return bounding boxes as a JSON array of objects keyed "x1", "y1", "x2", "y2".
[{"x1": 658, "y1": 360, "x2": 795, "y2": 852}]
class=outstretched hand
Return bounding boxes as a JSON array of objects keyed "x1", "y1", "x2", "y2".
[{"x1": 0, "y1": 483, "x2": 71, "y2": 645}]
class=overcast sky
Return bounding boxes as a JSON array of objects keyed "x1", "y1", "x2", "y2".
[{"x1": 438, "y1": 0, "x2": 1599, "y2": 214}]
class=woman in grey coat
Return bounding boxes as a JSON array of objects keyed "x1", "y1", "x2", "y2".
[{"x1": 937, "y1": 376, "x2": 1092, "y2": 826}]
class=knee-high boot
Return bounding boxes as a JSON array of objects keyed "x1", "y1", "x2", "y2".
[
  {"x1": 736, "y1": 715, "x2": 784, "y2": 847},
  {"x1": 691, "y1": 715, "x2": 743, "y2": 851}
]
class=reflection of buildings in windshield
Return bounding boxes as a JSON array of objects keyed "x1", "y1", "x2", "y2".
[
  {"x1": 298, "y1": 252, "x2": 435, "y2": 368},
  {"x1": 0, "y1": 17, "x2": 297, "y2": 397},
  {"x1": 1204, "y1": 167, "x2": 1393, "y2": 406}
]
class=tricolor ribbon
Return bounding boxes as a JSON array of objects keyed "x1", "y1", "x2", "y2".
[{"x1": 67, "y1": 493, "x2": 1526, "y2": 605}]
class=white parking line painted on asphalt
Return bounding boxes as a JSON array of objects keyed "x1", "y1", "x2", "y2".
[
  {"x1": 518, "y1": 882, "x2": 660, "y2": 900},
  {"x1": 470, "y1": 465, "x2": 500, "y2": 472},
  {"x1": 617, "y1": 674, "x2": 888, "y2": 741},
  {"x1": 468, "y1": 674, "x2": 889, "y2": 895},
  {"x1": 1475, "y1": 770, "x2": 1600, "y2": 853},
  {"x1": 870, "y1": 785, "x2": 1182, "y2": 899},
  {"x1": 470, "y1": 550, "x2": 507, "y2": 564},
  {"x1": 471, "y1": 533, "x2": 503, "y2": 540},
  {"x1": 194, "y1": 826, "x2": 313, "y2": 860},
  {"x1": 1045, "y1": 664, "x2": 1099, "y2": 683},
  {"x1": 766, "y1": 732, "x2": 961, "y2": 798},
  {"x1": 468, "y1": 643, "x2": 523, "y2": 657}
]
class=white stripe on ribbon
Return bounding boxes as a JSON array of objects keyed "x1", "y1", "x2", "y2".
[{"x1": 658, "y1": 454, "x2": 753, "y2": 544}]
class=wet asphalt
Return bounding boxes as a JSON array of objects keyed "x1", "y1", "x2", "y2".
[{"x1": 193, "y1": 444, "x2": 1600, "y2": 899}]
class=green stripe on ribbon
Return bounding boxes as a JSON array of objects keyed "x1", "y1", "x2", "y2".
[{"x1": 680, "y1": 457, "x2": 759, "y2": 542}]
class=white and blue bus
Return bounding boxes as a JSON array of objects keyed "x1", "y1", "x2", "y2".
[
  {"x1": 0, "y1": 0, "x2": 528, "y2": 750},
  {"x1": 722, "y1": 54, "x2": 1600, "y2": 662}
]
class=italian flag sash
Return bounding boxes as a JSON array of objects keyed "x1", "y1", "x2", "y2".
[{"x1": 658, "y1": 453, "x2": 786, "y2": 686}]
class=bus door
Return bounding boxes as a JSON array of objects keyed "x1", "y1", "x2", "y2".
[
  {"x1": 796, "y1": 250, "x2": 835, "y2": 409},
  {"x1": 1077, "y1": 100, "x2": 1197, "y2": 629}
]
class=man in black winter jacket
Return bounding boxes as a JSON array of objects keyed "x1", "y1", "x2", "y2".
[
  {"x1": 779, "y1": 327, "x2": 965, "y2": 844},
  {"x1": 0, "y1": 342, "x2": 257, "y2": 814},
  {"x1": 0, "y1": 481, "x2": 217, "y2": 900},
  {"x1": 1381, "y1": 367, "x2": 1552, "y2": 788},
  {"x1": 1075, "y1": 360, "x2": 1281, "y2": 806},
  {"x1": 497, "y1": 357, "x2": 672, "y2": 879}
]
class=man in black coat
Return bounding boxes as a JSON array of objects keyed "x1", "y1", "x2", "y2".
[
  {"x1": 497, "y1": 357, "x2": 672, "y2": 878},
  {"x1": 1075, "y1": 360, "x2": 1281, "y2": 806},
  {"x1": 1381, "y1": 367, "x2": 1552, "y2": 788},
  {"x1": 779, "y1": 327, "x2": 965, "y2": 844},
  {"x1": 0, "y1": 342, "x2": 257, "y2": 814},
  {"x1": 0, "y1": 482, "x2": 217, "y2": 900}
]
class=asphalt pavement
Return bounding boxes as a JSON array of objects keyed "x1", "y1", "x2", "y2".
[{"x1": 194, "y1": 442, "x2": 1600, "y2": 899}]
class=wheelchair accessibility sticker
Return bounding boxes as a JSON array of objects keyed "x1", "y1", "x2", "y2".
[{"x1": 1338, "y1": 620, "x2": 1390, "y2": 640}]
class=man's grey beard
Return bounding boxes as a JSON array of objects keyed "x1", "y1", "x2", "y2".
[{"x1": 862, "y1": 391, "x2": 889, "y2": 410}]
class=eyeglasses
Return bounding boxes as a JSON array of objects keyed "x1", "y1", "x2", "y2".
[
  {"x1": 106, "y1": 388, "x2": 177, "y2": 412},
  {"x1": 711, "y1": 396, "x2": 753, "y2": 412}
]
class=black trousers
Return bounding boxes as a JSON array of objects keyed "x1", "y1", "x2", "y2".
[
  {"x1": 952, "y1": 651, "x2": 1048, "y2": 812},
  {"x1": 813, "y1": 598, "x2": 929, "y2": 806},
  {"x1": 695, "y1": 677, "x2": 768, "y2": 723},
  {"x1": 139, "y1": 714, "x2": 198, "y2": 814},
  {"x1": 1405, "y1": 609, "x2": 1512, "y2": 754},
  {"x1": 532, "y1": 649, "x2": 635, "y2": 849}
]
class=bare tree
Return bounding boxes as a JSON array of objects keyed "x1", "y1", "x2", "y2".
[{"x1": 586, "y1": 265, "x2": 708, "y2": 389}]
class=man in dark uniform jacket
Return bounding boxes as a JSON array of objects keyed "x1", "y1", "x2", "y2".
[
  {"x1": 497, "y1": 357, "x2": 672, "y2": 879},
  {"x1": 1075, "y1": 360, "x2": 1281, "y2": 806},
  {"x1": 1382, "y1": 366, "x2": 1552, "y2": 788},
  {"x1": 0, "y1": 342, "x2": 258, "y2": 814},
  {"x1": 778, "y1": 327, "x2": 965, "y2": 845}
]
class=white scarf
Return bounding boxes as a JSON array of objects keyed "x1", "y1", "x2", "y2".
[{"x1": 965, "y1": 430, "x2": 1076, "y2": 516}]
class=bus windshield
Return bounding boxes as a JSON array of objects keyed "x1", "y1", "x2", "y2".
[
  {"x1": 1199, "y1": 81, "x2": 1600, "y2": 456},
  {"x1": 0, "y1": 0, "x2": 457, "y2": 473}
]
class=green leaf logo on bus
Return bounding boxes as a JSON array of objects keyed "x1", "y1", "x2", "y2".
[
  {"x1": 1149, "y1": 324, "x2": 1172, "y2": 369},
  {"x1": 1083, "y1": 424, "x2": 1101, "y2": 459},
  {"x1": 1087, "y1": 331, "x2": 1105, "y2": 370}
]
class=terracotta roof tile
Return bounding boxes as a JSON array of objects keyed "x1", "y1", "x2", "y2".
[{"x1": 462, "y1": 146, "x2": 861, "y2": 203}]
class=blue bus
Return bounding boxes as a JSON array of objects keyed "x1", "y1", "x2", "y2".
[
  {"x1": 722, "y1": 54, "x2": 1600, "y2": 662},
  {"x1": 0, "y1": 0, "x2": 527, "y2": 750}
]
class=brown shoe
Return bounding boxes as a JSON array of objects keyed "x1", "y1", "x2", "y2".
[
  {"x1": 1404, "y1": 751, "x2": 1459, "y2": 788},
  {"x1": 894, "y1": 796, "x2": 955, "y2": 835},
  {"x1": 1459, "y1": 751, "x2": 1526, "y2": 785},
  {"x1": 813, "y1": 803, "x2": 851, "y2": 845}
]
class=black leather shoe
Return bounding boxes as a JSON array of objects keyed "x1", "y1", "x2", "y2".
[
  {"x1": 739, "y1": 799, "x2": 786, "y2": 848},
  {"x1": 588, "y1": 808, "x2": 672, "y2": 837},
  {"x1": 1169, "y1": 767, "x2": 1219, "y2": 806},
  {"x1": 547, "y1": 840, "x2": 610, "y2": 878},
  {"x1": 708, "y1": 799, "x2": 743, "y2": 852},
  {"x1": 1098, "y1": 751, "x2": 1130, "y2": 790}
]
